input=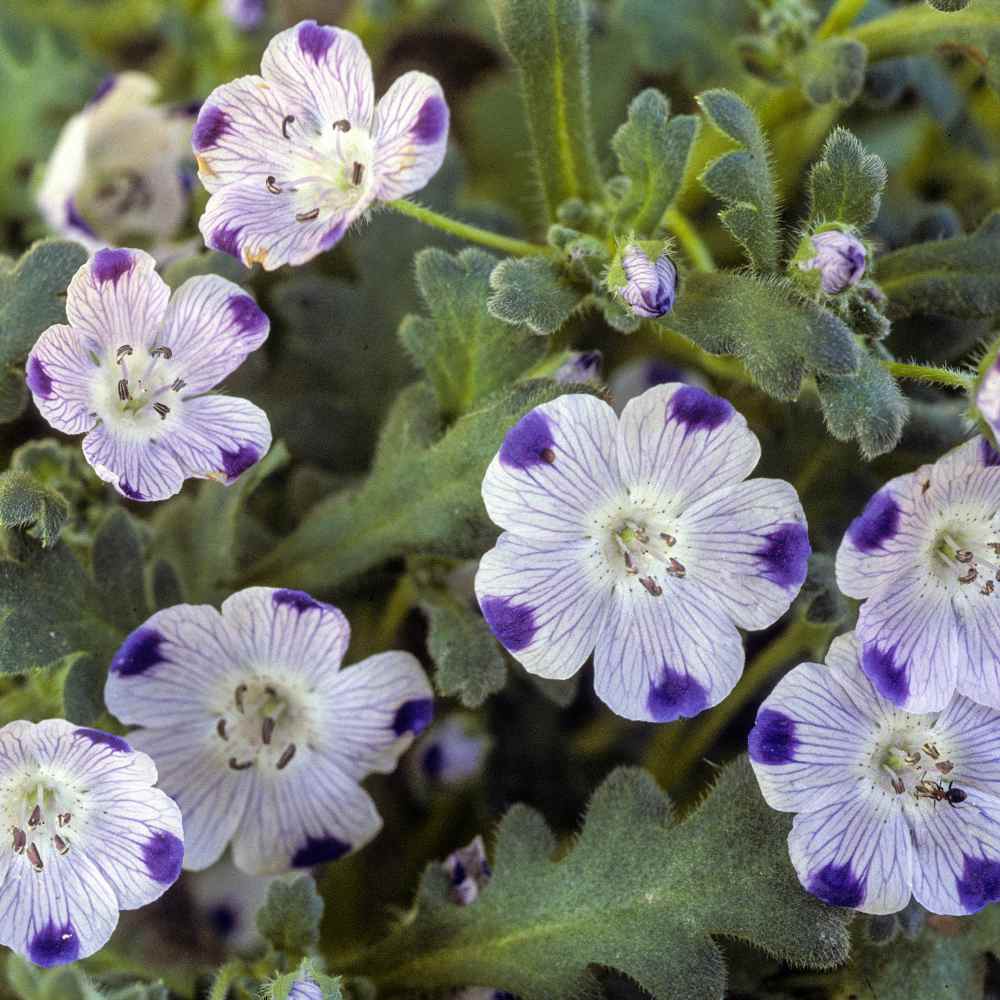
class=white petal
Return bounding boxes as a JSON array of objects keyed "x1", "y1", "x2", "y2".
[
  {"x1": 932, "y1": 695, "x2": 1000, "y2": 796},
  {"x1": 82, "y1": 421, "x2": 187, "y2": 502},
  {"x1": 25, "y1": 325, "x2": 99, "y2": 435}
]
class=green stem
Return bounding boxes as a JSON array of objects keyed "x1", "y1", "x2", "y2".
[
  {"x1": 815, "y1": 0, "x2": 868, "y2": 39},
  {"x1": 663, "y1": 208, "x2": 716, "y2": 273},
  {"x1": 881, "y1": 360, "x2": 974, "y2": 391},
  {"x1": 386, "y1": 199, "x2": 555, "y2": 258},
  {"x1": 209, "y1": 961, "x2": 247, "y2": 1000}
]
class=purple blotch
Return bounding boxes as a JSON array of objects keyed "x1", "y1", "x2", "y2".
[
  {"x1": 668, "y1": 385, "x2": 733, "y2": 433},
  {"x1": 227, "y1": 294, "x2": 267, "y2": 337},
  {"x1": 748, "y1": 709, "x2": 798, "y2": 764},
  {"x1": 499, "y1": 409, "x2": 556, "y2": 471},
  {"x1": 298, "y1": 21, "x2": 335, "y2": 63},
  {"x1": 757, "y1": 523, "x2": 811, "y2": 589},
  {"x1": 28, "y1": 920, "x2": 79, "y2": 967},
  {"x1": 291, "y1": 833, "x2": 350, "y2": 868},
  {"x1": 956, "y1": 855, "x2": 1000, "y2": 912},
  {"x1": 807, "y1": 861, "x2": 865, "y2": 908},
  {"x1": 119, "y1": 480, "x2": 147, "y2": 501},
  {"x1": 210, "y1": 224, "x2": 244, "y2": 260},
  {"x1": 273, "y1": 589, "x2": 327, "y2": 613},
  {"x1": 65, "y1": 198, "x2": 96, "y2": 237},
  {"x1": 92, "y1": 248, "x2": 134, "y2": 285},
  {"x1": 647, "y1": 665, "x2": 709, "y2": 721},
  {"x1": 143, "y1": 830, "x2": 184, "y2": 884},
  {"x1": 192, "y1": 106, "x2": 230, "y2": 152},
  {"x1": 111, "y1": 626, "x2": 165, "y2": 677},
  {"x1": 393, "y1": 698, "x2": 434, "y2": 736},
  {"x1": 220, "y1": 444, "x2": 259, "y2": 481},
  {"x1": 480, "y1": 595, "x2": 537, "y2": 652},
  {"x1": 75, "y1": 728, "x2": 131, "y2": 753},
  {"x1": 88, "y1": 75, "x2": 116, "y2": 105},
  {"x1": 980, "y1": 438, "x2": 1000, "y2": 468},
  {"x1": 26, "y1": 355, "x2": 54, "y2": 400},
  {"x1": 861, "y1": 642, "x2": 909, "y2": 705},
  {"x1": 848, "y1": 490, "x2": 900, "y2": 553},
  {"x1": 412, "y1": 95, "x2": 448, "y2": 144}
]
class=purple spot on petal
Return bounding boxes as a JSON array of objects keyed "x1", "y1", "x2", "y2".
[
  {"x1": 668, "y1": 386, "x2": 733, "y2": 433},
  {"x1": 647, "y1": 665, "x2": 709, "y2": 721},
  {"x1": 393, "y1": 698, "x2": 434, "y2": 736},
  {"x1": 980, "y1": 438, "x2": 1000, "y2": 467},
  {"x1": 88, "y1": 75, "x2": 116, "y2": 106},
  {"x1": 748, "y1": 709, "x2": 798, "y2": 764},
  {"x1": 65, "y1": 198, "x2": 96, "y2": 238},
  {"x1": 272, "y1": 589, "x2": 328, "y2": 613},
  {"x1": 74, "y1": 728, "x2": 131, "y2": 753},
  {"x1": 292, "y1": 833, "x2": 350, "y2": 867},
  {"x1": 808, "y1": 861, "x2": 865, "y2": 908},
  {"x1": 227, "y1": 294, "x2": 267, "y2": 337},
  {"x1": 298, "y1": 21, "x2": 335, "y2": 63},
  {"x1": 220, "y1": 444, "x2": 259, "y2": 481},
  {"x1": 956, "y1": 855, "x2": 1000, "y2": 913},
  {"x1": 757, "y1": 523, "x2": 811, "y2": 589},
  {"x1": 192, "y1": 106, "x2": 230, "y2": 152},
  {"x1": 499, "y1": 409, "x2": 556, "y2": 470},
  {"x1": 92, "y1": 248, "x2": 134, "y2": 285},
  {"x1": 848, "y1": 490, "x2": 900, "y2": 552},
  {"x1": 119, "y1": 480, "x2": 147, "y2": 501},
  {"x1": 26, "y1": 355, "x2": 54, "y2": 400},
  {"x1": 412, "y1": 95, "x2": 448, "y2": 144},
  {"x1": 862, "y1": 642, "x2": 909, "y2": 704},
  {"x1": 28, "y1": 921, "x2": 79, "y2": 967},
  {"x1": 210, "y1": 224, "x2": 244, "y2": 260},
  {"x1": 480, "y1": 595, "x2": 537, "y2": 652},
  {"x1": 111, "y1": 626, "x2": 165, "y2": 677},
  {"x1": 143, "y1": 830, "x2": 184, "y2": 884},
  {"x1": 319, "y1": 218, "x2": 349, "y2": 251}
]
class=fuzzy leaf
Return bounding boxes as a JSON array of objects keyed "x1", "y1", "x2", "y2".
[
  {"x1": 796, "y1": 554, "x2": 852, "y2": 627},
  {"x1": 61, "y1": 654, "x2": 106, "y2": 726},
  {"x1": 696, "y1": 90, "x2": 780, "y2": 271},
  {"x1": 927, "y1": 0, "x2": 971, "y2": 11},
  {"x1": 797, "y1": 38, "x2": 868, "y2": 106},
  {"x1": 487, "y1": 256, "x2": 582, "y2": 336},
  {"x1": 350, "y1": 759, "x2": 851, "y2": 1000},
  {"x1": 0, "y1": 471, "x2": 68, "y2": 547},
  {"x1": 257, "y1": 876, "x2": 325, "y2": 954},
  {"x1": 808, "y1": 127, "x2": 887, "y2": 228},
  {"x1": 92, "y1": 510, "x2": 149, "y2": 633},
  {"x1": 400, "y1": 249, "x2": 546, "y2": 418}
]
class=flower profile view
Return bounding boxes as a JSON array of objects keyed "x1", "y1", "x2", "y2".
[
  {"x1": 104, "y1": 587, "x2": 434, "y2": 875},
  {"x1": 0, "y1": 720, "x2": 183, "y2": 967},
  {"x1": 192, "y1": 20, "x2": 449, "y2": 269},
  {"x1": 25, "y1": 247, "x2": 271, "y2": 501},
  {"x1": 475, "y1": 384, "x2": 811, "y2": 722},
  {"x1": 749, "y1": 632, "x2": 1000, "y2": 916}
]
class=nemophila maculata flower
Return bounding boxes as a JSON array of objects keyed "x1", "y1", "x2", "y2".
[
  {"x1": 286, "y1": 976, "x2": 323, "y2": 1000},
  {"x1": 187, "y1": 856, "x2": 278, "y2": 952},
  {"x1": 474, "y1": 384, "x2": 811, "y2": 722},
  {"x1": 104, "y1": 588, "x2": 434, "y2": 875},
  {"x1": 836, "y1": 438, "x2": 1000, "y2": 713},
  {"x1": 0, "y1": 720, "x2": 183, "y2": 967},
  {"x1": 25, "y1": 247, "x2": 272, "y2": 502},
  {"x1": 749, "y1": 631, "x2": 1000, "y2": 916},
  {"x1": 553, "y1": 350, "x2": 603, "y2": 386},
  {"x1": 408, "y1": 714, "x2": 488, "y2": 796},
  {"x1": 444, "y1": 835, "x2": 492, "y2": 906},
  {"x1": 192, "y1": 19, "x2": 449, "y2": 269},
  {"x1": 798, "y1": 229, "x2": 866, "y2": 294},
  {"x1": 612, "y1": 244, "x2": 677, "y2": 319}
]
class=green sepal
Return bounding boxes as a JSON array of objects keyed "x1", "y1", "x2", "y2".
[
  {"x1": 487, "y1": 255, "x2": 583, "y2": 336},
  {"x1": 807, "y1": 127, "x2": 887, "y2": 229},
  {"x1": 0, "y1": 471, "x2": 68, "y2": 547},
  {"x1": 256, "y1": 875, "x2": 325, "y2": 955},
  {"x1": 602, "y1": 297, "x2": 642, "y2": 333},
  {"x1": 796, "y1": 38, "x2": 867, "y2": 106}
]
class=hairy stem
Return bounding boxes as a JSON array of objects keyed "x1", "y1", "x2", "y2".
[
  {"x1": 881, "y1": 360, "x2": 974, "y2": 391},
  {"x1": 815, "y1": 0, "x2": 868, "y2": 39}
]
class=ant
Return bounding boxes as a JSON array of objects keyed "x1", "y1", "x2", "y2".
[{"x1": 914, "y1": 776, "x2": 966, "y2": 807}]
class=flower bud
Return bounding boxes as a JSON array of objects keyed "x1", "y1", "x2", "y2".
[
  {"x1": 608, "y1": 242, "x2": 677, "y2": 319},
  {"x1": 444, "y1": 835, "x2": 492, "y2": 905},
  {"x1": 797, "y1": 229, "x2": 867, "y2": 294},
  {"x1": 554, "y1": 350, "x2": 603, "y2": 385},
  {"x1": 974, "y1": 342, "x2": 1000, "y2": 447}
]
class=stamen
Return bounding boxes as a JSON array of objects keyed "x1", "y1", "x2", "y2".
[
  {"x1": 264, "y1": 685, "x2": 277, "y2": 698},
  {"x1": 261, "y1": 716, "x2": 275, "y2": 745},
  {"x1": 58, "y1": 813, "x2": 70, "y2": 827},
  {"x1": 639, "y1": 576, "x2": 663, "y2": 597},
  {"x1": 116, "y1": 345, "x2": 134, "y2": 361},
  {"x1": 959, "y1": 566, "x2": 978, "y2": 584},
  {"x1": 352, "y1": 162, "x2": 365, "y2": 186},
  {"x1": 891, "y1": 776, "x2": 905, "y2": 794},
  {"x1": 296, "y1": 208, "x2": 320, "y2": 222},
  {"x1": 234, "y1": 683, "x2": 247, "y2": 713},
  {"x1": 216, "y1": 718, "x2": 228, "y2": 741},
  {"x1": 936, "y1": 760, "x2": 955, "y2": 775},
  {"x1": 153, "y1": 402, "x2": 170, "y2": 420},
  {"x1": 956, "y1": 549, "x2": 975, "y2": 564},
  {"x1": 922, "y1": 742, "x2": 941, "y2": 760},
  {"x1": 11, "y1": 828, "x2": 25, "y2": 853},
  {"x1": 26, "y1": 843, "x2": 43, "y2": 871},
  {"x1": 53, "y1": 834, "x2": 69, "y2": 856},
  {"x1": 904, "y1": 750, "x2": 922, "y2": 765},
  {"x1": 666, "y1": 557, "x2": 686, "y2": 579},
  {"x1": 228, "y1": 757, "x2": 254, "y2": 771},
  {"x1": 171, "y1": 378, "x2": 186, "y2": 392},
  {"x1": 281, "y1": 114, "x2": 295, "y2": 138},
  {"x1": 539, "y1": 447, "x2": 556, "y2": 464},
  {"x1": 660, "y1": 533, "x2": 676, "y2": 547},
  {"x1": 333, "y1": 119, "x2": 351, "y2": 132},
  {"x1": 118, "y1": 379, "x2": 131, "y2": 401},
  {"x1": 150, "y1": 346, "x2": 173, "y2": 359},
  {"x1": 276, "y1": 744, "x2": 296, "y2": 770},
  {"x1": 623, "y1": 551, "x2": 637, "y2": 575},
  {"x1": 990, "y1": 542, "x2": 1000, "y2": 556},
  {"x1": 982, "y1": 580, "x2": 995, "y2": 596},
  {"x1": 265, "y1": 175, "x2": 282, "y2": 194},
  {"x1": 28, "y1": 805, "x2": 42, "y2": 828}
]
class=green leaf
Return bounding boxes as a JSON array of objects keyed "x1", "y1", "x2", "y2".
[
  {"x1": 796, "y1": 553, "x2": 852, "y2": 627},
  {"x1": 876, "y1": 212, "x2": 1000, "y2": 319},
  {"x1": 796, "y1": 38, "x2": 868, "y2": 106},
  {"x1": 349, "y1": 759, "x2": 850, "y2": 999},
  {"x1": 808, "y1": 127, "x2": 887, "y2": 229},
  {"x1": 665, "y1": 271, "x2": 858, "y2": 400},
  {"x1": 611, "y1": 89, "x2": 700, "y2": 234},
  {"x1": 927, "y1": 0, "x2": 972, "y2": 13},
  {"x1": 160, "y1": 250, "x2": 248, "y2": 290},
  {"x1": 92, "y1": 510, "x2": 149, "y2": 633},
  {"x1": 399, "y1": 248, "x2": 547, "y2": 418},
  {"x1": 696, "y1": 89, "x2": 781, "y2": 271},
  {"x1": 257, "y1": 875, "x2": 325, "y2": 954},
  {"x1": 370, "y1": 382, "x2": 442, "y2": 479},
  {"x1": 487, "y1": 256, "x2": 582, "y2": 336},
  {"x1": 62, "y1": 654, "x2": 106, "y2": 726},
  {"x1": 0, "y1": 471, "x2": 68, "y2": 547}
]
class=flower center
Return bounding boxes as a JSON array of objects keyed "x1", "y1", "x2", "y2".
[
  {"x1": 5, "y1": 778, "x2": 78, "y2": 873},
  {"x1": 215, "y1": 678, "x2": 300, "y2": 773},
  {"x1": 871, "y1": 724, "x2": 963, "y2": 804},
  {"x1": 106, "y1": 343, "x2": 187, "y2": 425},
  {"x1": 611, "y1": 517, "x2": 686, "y2": 598},
  {"x1": 932, "y1": 529, "x2": 1000, "y2": 596}
]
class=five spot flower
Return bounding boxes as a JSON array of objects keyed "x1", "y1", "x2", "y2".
[
  {"x1": 104, "y1": 587, "x2": 434, "y2": 875},
  {"x1": 192, "y1": 20, "x2": 449, "y2": 269},
  {"x1": 474, "y1": 385, "x2": 811, "y2": 722}
]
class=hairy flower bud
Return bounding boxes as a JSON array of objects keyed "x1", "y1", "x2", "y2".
[
  {"x1": 797, "y1": 229, "x2": 867, "y2": 294},
  {"x1": 608, "y1": 242, "x2": 678, "y2": 319}
]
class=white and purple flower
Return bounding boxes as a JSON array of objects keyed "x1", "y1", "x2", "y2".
[
  {"x1": 222, "y1": 0, "x2": 266, "y2": 31},
  {"x1": 975, "y1": 355, "x2": 1000, "y2": 448},
  {"x1": 614, "y1": 245, "x2": 677, "y2": 319},
  {"x1": 187, "y1": 856, "x2": 279, "y2": 952},
  {"x1": 553, "y1": 351, "x2": 603, "y2": 386},
  {"x1": 749, "y1": 631, "x2": 1000, "y2": 916},
  {"x1": 798, "y1": 229, "x2": 866, "y2": 295},
  {"x1": 25, "y1": 247, "x2": 272, "y2": 502},
  {"x1": 444, "y1": 835, "x2": 492, "y2": 906},
  {"x1": 192, "y1": 20, "x2": 449, "y2": 270},
  {"x1": 409, "y1": 714, "x2": 488, "y2": 796},
  {"x1": 836, "y1": 438, "x2": 1000, "y2": 713},
  {"x1": 0, "y1": 720, "x2": 183, "y2": 967},
  {"x1": 104, "y1": 587, "x2": 434, "y2": 875},
  {"x1": 474, "y1": 385, "x2": 811, "y2": 722}
]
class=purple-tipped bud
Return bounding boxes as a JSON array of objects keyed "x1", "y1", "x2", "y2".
[
  {"x1": 554, "y1": 350, "x2": 603, "y2": 385},
  {"x1": 799, "y1": 230, "x2": 866, "y2": 294},
  {"x1": 618, "y1": 245, "x2": 677, "y2": 318},
  {"x1": 443, "y1": 835, "x2": 492, "y2": 906}
]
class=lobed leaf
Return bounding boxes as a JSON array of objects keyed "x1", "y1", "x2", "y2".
[
  {"x1": 0, "y1": 471, "x2": 68, "y2": 547},
  {"x1": 257, "y1": 876, "x2": 325, "y2": 955},
  {"x1": 808, "y1": 127, "x2": 887, "y2": 229},
  {"x1": 487, "y1": 256, "x2": 583, "y2": 336},
  {"x1": 797, "y1": 38, "x2": 868, "y2": 106}
]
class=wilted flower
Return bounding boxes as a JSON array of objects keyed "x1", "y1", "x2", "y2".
[
  {"x1": 798, "y1": 229, "x2": 866, "y2": 294},
  {"x1": 25, "y1": 248, "x2": 271, "y2": 502},
  {"x1": 444, "y1": 835, "x2": 492, "y2": 905},
  {"x1": 193, "y1": 20, "x2": 449, "y2": 269},
  {"x1": 611, "y1": 244, "x2": 677, "y2": 318},
  {"x1": 104, "y1": 587, "x2": 434, "y2": 875}
]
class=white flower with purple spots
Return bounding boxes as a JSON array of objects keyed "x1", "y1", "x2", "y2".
[
  {"x1": 25, "y1": 247, "x2": 272, "y2": 502},
  {"x1": 474, "y1": 385, "x2": 811, "y2": 722},
  {"x1": 409, "y1": 714, "x2": 487, "y2": 797},
  {"x1": 798, "y1": 229, "x2": 866, "y2": 294},
  {"x1": 104, "y1": 587, "x2": 434, "y2": 875},
  {"x1": 836, "y1": 438, "x2": 1000, "y2": 713},
  {"x1": 192, "y1": 19, "x2": 449, "y2": 270},
  {"x1": 187, "y1": 856, "x2": 279, "y2": 952},
  {"x1": 616, "y1": 245, "x2": 677, "y2": 318},
  {"x1": 0, "y1": 720, "x2": 183, "y2": 967},
  {"x1": 975, "y1": 357, "x2": 1000, "y2": 448},
  {"x1": 749, "y1": 631, "x2": 1000, "y2": 915}
]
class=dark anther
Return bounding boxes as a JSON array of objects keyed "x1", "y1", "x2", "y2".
[
  {"x1": 265, "y1": 175, "x2": 282, "y2": 194},
  {"x1": 116, "y1": 345, "x2": 134, "y2": 361},
  {"x1": 264, "y1": 685, "x2": 277, "y2": 697},
  {"x1": 333, "y1": 119, "x2": 351, "y2": 132},
  {"x1": 53, "y1": 834, "x2": 69, "y2": 856},
  {"x1": 151, "y1": 346, "x2": 173, "y2": 359},
  {"x1": 904, "y1": 751, "x2": 921, "y2": 765},
  {"x1": 57, "y1": 813, "x2": 70, "y2": 828},
  {"x1": 153, "y1": 402, "x2": 170, "y2": 420},
  {"x1": 623, "y1": 551, "x2": 637, "y2": 575},
  {"x1": 11, "y1": 828, "x2": 25, "y2": 853},
  {"x1": 983, "y1": 580, "x2": 996, "y2": 596},
  {"x1": 891, "y1": 777, "x2": 905, "y2": 795},
  {"x1": 956, "y1": 549, "x2": 975, "y2": 564},
  {"x1": 539, "y1": 447, "x2": 556, "y2": 464},
  {"x1": 26, "y1": 843, "x2": 43, "y2": 872},
  {"x1": 660, "y1": 533, "x2": 676, "y2": 547},
  {"x1": 171, "y1": 378, "x2": 186, "y2": 392},
  {"x1": 118, "y1": 379, "x2": 131, "y2": 401},
  {"x1": 639, "y1": 576, "x2": 663, "y2": 597},
  {"x1": 667, "y1": 557, "x2": 687, "y2": 578},
  {"x1": 990, "y1": 542, "x2": 1000, "y2": 555},
  {"x1": 261, "y1": 716, "x2": 276, "y2": 745},
  {"x1": 216, "y1": 718, "x2": 228, "y2": 741},
  {"x1": 281, "y1": 114, "x2": 295, "y2": 138},
  {"x1": 28, "y1": 805, "x2": 42, "y2": 828},
  {"x1": 923, "y1": 742, "x2": 941, "y2": 759},
  {"x1": 936, "y1": 760, "x2": 955, "y2": 775},
  {"x1": 296, "y1": 208, "x2": 320, "y2": 222},
  {"x1": 351, "y1": 161, "x2": 365, "y2": 186},
  {"x1": 959, "y1": 566, "x2": 978, "y2": 584},
  {"x1": 228, "y1": 757, "x2": 254, "y2": 771},
  {"x1": 234, "y1": 683, "x2": 247, "y2": 713},
  {"x1": 276, "y1": 744, "x2": 296, "y2": 770}
]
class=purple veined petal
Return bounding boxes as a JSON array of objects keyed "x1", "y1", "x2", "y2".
[
  {"x1": 163, "y1": 395, "x2": 271, "y2": 487},
  {"x1": 789, "y1": 790, "x2": 913, "y2": 915},
  {"x1": 25, "y1": 325, "x2": 100, "y2": 435},
  {"x1": 938, "y1": 436, "x2": 1000, "y2": 473},
  {"x1": 66, "y1": 248, "x2": 170, "y2": 351},
  {"x1": 481, "y1": 393, "x2": 622, "y2": 543},
  {"x1": 677, "y1": 478, "x2": 810, "y2": 630},
  {"x1": 199, "y1": 179, "x2": 362, "y2": 270},
  {"x1": 976, "y1": 360, "x2": 1000, "y2": 440},
  {"x1": 616, "y1": 383, "x2": 761, "y2": 513},
  {"x1": 231, "y1": 746, "x2": 382, "y2": 875},
  {"x1": 952, "y1": 593, "x2": 1000, "y2": 712},
  {"x1": 372, "y1": 71, "x2": 449, "y2": 201},
  {"x1": 261, "y1": 21, "x2": 374, "y2": 131},
  {"x1": 316, "y1": 650, "x2": 434, "y2": 780},
  {"x1": 933, "y1": 695, "x2": 1000, "y2": 796},
  {"x1": 475, "y1": 532, "x2": 611, "y2": 681},
  {"x1": 159, "y1": 276, "x2": 269, "y2": 392},
  {"x1": 82, "y1": 422, "x2": 187, "y2": 502},
  {"x1": 592, "y1": 579, "x2": 744, "y2": 723},
  {"x1": 288, "y1": 978, "x2": 324, "y2": 1000}
]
